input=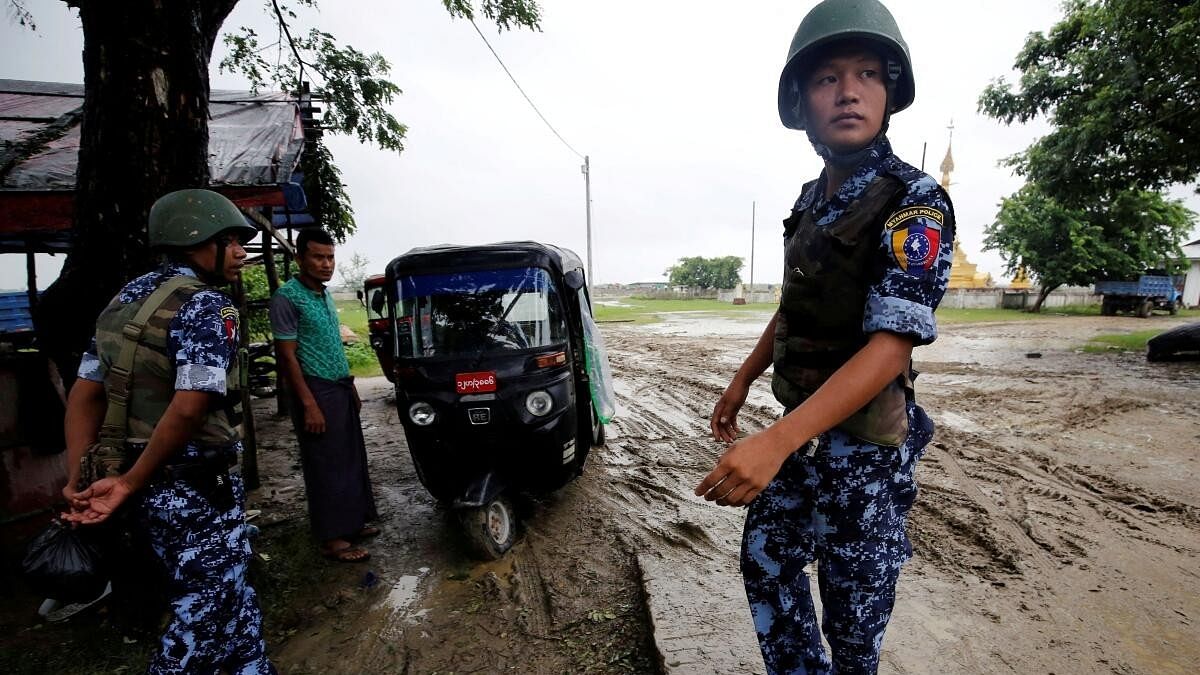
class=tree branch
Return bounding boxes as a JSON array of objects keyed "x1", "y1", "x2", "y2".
[{"x1": 270, "y1": 0, "x2": 317, "y2": 80}]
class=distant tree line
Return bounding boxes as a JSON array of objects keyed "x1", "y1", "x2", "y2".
[{"x1": 665, "y1": 256, "x2": 743, "y2": 290}]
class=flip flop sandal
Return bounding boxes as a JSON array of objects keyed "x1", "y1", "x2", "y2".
[
  {"x1": 355, "y1": 525, "x2": 381, "y2": 539},
  {"x1": 321, "y1": 544, "x2": 371, "y2": 563}
]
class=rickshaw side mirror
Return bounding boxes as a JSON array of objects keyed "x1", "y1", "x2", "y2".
[
  {"x1": 356, "y1": 289, "x2": 365, "y2": 307},
  {"x1": 564, "y1": 269, "x2": 585, "y2": 291},
  {"x1": 371, "y1": 290, "x2": 386, "y2": 316}
]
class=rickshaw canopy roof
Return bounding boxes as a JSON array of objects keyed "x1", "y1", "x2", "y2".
[{"x1": 386, "y1": 241, "x2": 585, "y2": 280}]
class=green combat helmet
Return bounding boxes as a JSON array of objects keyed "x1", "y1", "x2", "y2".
[
  {"x1": 148, "y1": 188, "x2": 258, "y2": 249},
  {"x1": 777, "y1": 0, "x2": 915, "y2": 131}
]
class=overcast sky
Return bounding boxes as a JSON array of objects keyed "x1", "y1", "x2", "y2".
[{"x1": 3, "y1": 0, "x2": 1198, "y2": 290}]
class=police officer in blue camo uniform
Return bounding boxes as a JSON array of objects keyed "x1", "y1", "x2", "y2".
[
  {"x1": 695, "y1": 1, "x2": 954, "y2": 672},
  {"x1": 63, "y1": 189, "x2": 276, "y2": 674}
]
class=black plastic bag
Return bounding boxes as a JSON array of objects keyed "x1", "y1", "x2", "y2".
[{"x1": 21, "y1": 518, "x2": 109, "y2": 603}]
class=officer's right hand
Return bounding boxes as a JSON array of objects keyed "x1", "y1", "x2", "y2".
[
  {"x1": 711, "y1": 380, "x2": 750, "y2": 444},
  {"x1": 304, "y1": 403, "x2": 326, "y2": 434},
  {"x1": 60, "y1": 476, "x2": 133, "y2": 525}
]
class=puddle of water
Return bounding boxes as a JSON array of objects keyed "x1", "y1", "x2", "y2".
[
  {"x1": 641, "y1": 312, "x2": 773, "y2": 337},
  {"x1": 612, "y1": 377, "x2": 635, "y2": 419},
  {"x1": 931, "y1": 410, "x2": 984, "y2": 433},
  {"x1": 381, "y1": 566, "x2": 431, "y2": 621}
]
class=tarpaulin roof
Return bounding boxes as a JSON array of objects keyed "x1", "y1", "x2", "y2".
[
  {"x1": 0, "y1": 79, "x2": 307, "y2": 240},
  {"x1": 0, "y1": 79, "x2": 304, "y2": 190}
]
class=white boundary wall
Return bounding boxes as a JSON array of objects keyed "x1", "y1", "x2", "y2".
[
  {"x1": 712, "y1": 286, "x2": 1102, "y2": 309},
  {"x1": 940, "y1": 287, "x2": 1099, "y2": 310}
]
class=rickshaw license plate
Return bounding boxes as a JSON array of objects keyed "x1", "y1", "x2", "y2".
[
  {"x1": 456, "y1": 371, "x2": 497, "y2": 394},
  {"x1": 468, "y1": 408, "x2": 491, "y2": 425}
]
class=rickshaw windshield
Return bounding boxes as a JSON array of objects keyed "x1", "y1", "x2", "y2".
[
  {"x1": 395, "y1": 267, "x2": 568, "y2": 358},
  {"x1": 364, "y1": 284, "x2": 387, "y2": 321}
]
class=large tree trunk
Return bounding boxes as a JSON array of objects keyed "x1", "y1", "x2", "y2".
[
  {"x1": 34, "y1": 0, "x2": 239, "y2": 384},
  {"x1": 1029, "y1": 283, "x2": 1060, "y2": 313}
]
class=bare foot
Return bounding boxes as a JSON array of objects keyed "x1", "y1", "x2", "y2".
[{"x1": 320, "y1": 540, "x2": 370, "y2": 563}]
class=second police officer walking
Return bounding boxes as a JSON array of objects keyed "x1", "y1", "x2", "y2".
[
  {"x1": 63, "y1": 189, "x2": 276, "y2": 674},
  {"x1": 695, "y1": 1, "x2": 955, "y2": 673}
]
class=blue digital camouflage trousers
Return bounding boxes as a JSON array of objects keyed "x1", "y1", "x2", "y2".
[
  {"x1": 741, "y1": 404, "x2": 932, "y2": 675},
  {"x1": 137, "y1": 471, "x2": 275, "y2": 675}
]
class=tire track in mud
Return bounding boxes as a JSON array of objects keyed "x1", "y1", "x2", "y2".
[
  {"x1": 262, "y1": 316, "x2": 1200, "y2": 674},
  {"x1": 913, "y1": 412, "x2": 1198, "y2": 583},
  {"x1": 597, "y1": 327, "x2": 767, "y2": 672},
  {"x1": 603, "y1": 330, "x2": 762, "y2": 551},
  {"x1": 611, "y1": 318, "x2": 1200, "y2": 673}
]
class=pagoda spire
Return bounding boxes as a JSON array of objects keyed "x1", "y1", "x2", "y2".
[
  {"x1": 941, "y1": 119, "x2": 992, "y2": 289},
  {"x1": 939, "y1": 119, "x2": 955, "y2": 190}
]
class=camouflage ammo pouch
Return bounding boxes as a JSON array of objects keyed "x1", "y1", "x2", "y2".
[{"x1": 79, "y1": 442, "x2": 125, "y2": 487}]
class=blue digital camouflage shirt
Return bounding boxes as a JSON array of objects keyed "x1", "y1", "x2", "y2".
[
  {"x1": 793, "y1": 136, "x2": 955, "y2": 346},
  {"x1": 79, "y1": 263, "x2": 242, "y2": 458}
]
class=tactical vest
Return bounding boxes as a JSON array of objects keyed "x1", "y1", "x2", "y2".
[
  {"x1": 93, "y1": 275, "x2": 242, "y2": 470},
  {"x1": 772, "y1": 173, "x2": 911, "y2": 447}
]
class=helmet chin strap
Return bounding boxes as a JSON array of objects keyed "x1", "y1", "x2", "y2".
[
  {"x1": 194, "y1": 237, "x2": 231, "y2": 285},
  {"x1": 806, "y1": 58, "x2": 901, "y2": 170}
]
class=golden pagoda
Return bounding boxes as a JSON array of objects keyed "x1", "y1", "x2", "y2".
[
  {"x1": 1009, "y1": 265, "x2": 1033, "y2": 290},
  {"x1": 940, "y1": 123, "x2": 992, "y2": 289}
]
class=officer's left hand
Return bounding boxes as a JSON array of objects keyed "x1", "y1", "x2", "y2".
[
  {"x1": 62, "y1": 482, "x2": 88, "y2": 513},
  {"x1": 694, "y1": 429, "x2": 794, "y2": 507},
  {"x1": 60, "y1": 476, "x2": 134, "y2": 525}
]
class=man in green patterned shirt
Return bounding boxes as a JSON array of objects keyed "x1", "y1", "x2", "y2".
[{"x1": 269, "y1": 229, "x2": 378, "y2": 562}]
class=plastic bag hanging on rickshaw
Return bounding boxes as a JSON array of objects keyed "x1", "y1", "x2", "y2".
[{"x1": 579, "y1": 300, "x2": 616, "y2": 424}]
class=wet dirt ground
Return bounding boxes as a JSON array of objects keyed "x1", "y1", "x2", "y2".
[{"x1": 250, "y1": 312, "x2": 1199, "y2": 674}]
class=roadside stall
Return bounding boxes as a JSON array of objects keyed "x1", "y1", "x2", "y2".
[{"x1": 0, "y1": 79, "x2": 317, "y2": 558}]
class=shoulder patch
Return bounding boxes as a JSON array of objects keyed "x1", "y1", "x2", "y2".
[
  {"x1": 885, "y1": 207, "x2": 943, "y2": 274},
  {"x1": 219, "y1": 306, "x2": 240, "y2": 344},
  {"x1": 885, "y1": 206, "x2": 943, "y2": 231}
]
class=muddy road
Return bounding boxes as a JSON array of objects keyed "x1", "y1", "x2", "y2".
[{"x1": 252, "y1": 312, "x2": 1199, "y2": 674}]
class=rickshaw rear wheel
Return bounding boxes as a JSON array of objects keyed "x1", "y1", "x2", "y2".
[
  {"x1": 461, "y1": 496, "x2": 517, "y2": 560},
  {"x1": 589, "y1": 401, "x2": 606, "y2": 447}
]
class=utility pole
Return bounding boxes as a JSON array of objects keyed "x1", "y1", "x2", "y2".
[
  {"x1": 920, "y1": 141, "x2": 927, "y2": 172},
  {"x1": 582, "y1": 155, "x2": 593, "y2": 282},
  {"x1": 750, "y1": 201, "x2": 756, "y2": 290}
]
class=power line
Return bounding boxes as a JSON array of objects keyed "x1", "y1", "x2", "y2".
[{"x1": 468, "y1": 17, "x2": 584, "y2": 160}]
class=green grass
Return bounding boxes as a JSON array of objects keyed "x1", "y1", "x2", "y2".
[
  {"x1": 1082, "y1": 329, "x2": 1163, "y2": 353},
  {"x1": 335, "y1": 298, "x2": 368, "y2": 336},
  {"x1": 935, "y1": 306, "x2": 1089, "y2": 323},
  {"x1": 590, "y1": 299, "x2": 1120, "y2": 326},
  {"x1": 938, "y1": 305, "x2": 1200, "y2": 324},
  {"x1": 335, "y1": 299, "x2": 382, "y2": 378},
  {"x1": 592, "y1": 297, "x2": 777, "y2": 324}
]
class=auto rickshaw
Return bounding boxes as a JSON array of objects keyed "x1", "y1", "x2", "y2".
[
  {"x1": 378, "y1": 242, "x2": 615, "y2": 558},
  {"x1": 360, "y1": 274, "x2": 395, "y2": 382}
]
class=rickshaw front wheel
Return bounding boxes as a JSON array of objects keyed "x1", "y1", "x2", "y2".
[{"x1": 461, "y1": 496, "x2": 517, "y2": 560}]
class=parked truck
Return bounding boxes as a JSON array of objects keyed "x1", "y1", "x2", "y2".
[{"x1": 1094, "y1": 273, "x2": 1181, "y2": 318}]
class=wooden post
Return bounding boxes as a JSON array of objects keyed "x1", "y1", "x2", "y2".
[
  {"x1": 234, "y1": 272, "x2": 260, "y2": 490},
  {"x1": 25, "y1": 249, "x2": 38, "y2": 310},
  {"x1": 262, "y1": 225, "x2": 289, "y2": 417}
]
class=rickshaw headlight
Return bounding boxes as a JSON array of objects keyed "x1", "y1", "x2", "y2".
[
  {"x1": 525, "y1": 390, "x2": 553, "y2": 417},
  {"x1": 409, "y1": 401, "x2": 437, "y2": 426}
]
